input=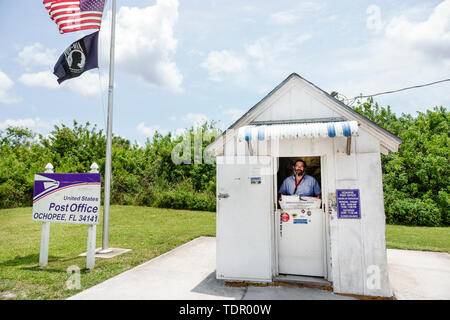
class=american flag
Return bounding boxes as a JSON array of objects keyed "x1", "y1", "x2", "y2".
[{"x1": 43, "y1": 0, "x2": 106, "y2": 34}]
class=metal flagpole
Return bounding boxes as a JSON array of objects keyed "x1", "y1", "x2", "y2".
[{"x1": 99, "y1": 0, "x2": 116, "y2": 253}]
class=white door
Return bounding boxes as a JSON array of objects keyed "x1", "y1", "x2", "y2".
[
  {"x1": 216, "y1": 156, "x2": 273, "y2": 281},
  {"x1": 278, "y1": 207, "x2": 325, "y2": 277}
]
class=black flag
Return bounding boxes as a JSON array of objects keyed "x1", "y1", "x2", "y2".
[{"x1": 54, "y1": 31, "x2": 99, "y2": 84}]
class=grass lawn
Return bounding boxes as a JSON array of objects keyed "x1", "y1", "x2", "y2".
[
  {"x1": 385, "y1": 224, "x2": 450, "y2": 253},
  {"x1": 1, "y1": 206, "x2": 448, "y2": 300},
  {"x1": 0, "y1": 205, "x2": 215, "y2": 300}
]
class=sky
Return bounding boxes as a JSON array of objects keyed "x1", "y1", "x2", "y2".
[{"x1": 0, "y1": 0, "x2": 449, "y2": 145}]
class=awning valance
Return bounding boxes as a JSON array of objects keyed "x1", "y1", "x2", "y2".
[{"x1": 238, "y1": 121, "x2": 358, "y2": 142}]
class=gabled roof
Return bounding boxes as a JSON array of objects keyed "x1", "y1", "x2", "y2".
[{"x1": 206, "y1": 73, "x2": 403, "y2": 154}]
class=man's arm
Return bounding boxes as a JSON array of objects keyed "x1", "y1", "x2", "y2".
[
  {"x1": 278, "y1": 179, "x2": 287, "y2": 201},
  {"x1": 313, "y1": 178, "x2": 321, "y2": 199}
]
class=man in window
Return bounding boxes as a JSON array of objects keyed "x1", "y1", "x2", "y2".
[{"x1": 278, "y1": 159, "x2": 321, "y2": 200}]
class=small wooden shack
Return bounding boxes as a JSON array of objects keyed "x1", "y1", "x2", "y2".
[{"x1": 206, "y1": 73, "x2": 402, "y2": 298}]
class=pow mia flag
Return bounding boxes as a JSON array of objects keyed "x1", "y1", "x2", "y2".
[{"x1": 54, "y1": 31, "x2": 99, "y2": 84}]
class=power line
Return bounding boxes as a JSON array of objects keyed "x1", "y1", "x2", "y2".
[
  {"x1": 336, "y1": 78, "x2": 450, "y2": 106},
  {"x1": 356, "y1": 78, "x2": 450, "y2": 99}
]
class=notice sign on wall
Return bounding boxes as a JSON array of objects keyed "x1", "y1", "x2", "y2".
[
  {"x1": 336, "y1": 189, "x2": 360, "y2": 219},
  {"x1": 32, "y1": 173, "x2": 101, "y2": 225}
]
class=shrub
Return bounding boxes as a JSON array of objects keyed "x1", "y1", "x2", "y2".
[
  {"x1": 386, "y1": 198, "x2": 442, "y2": 226},
  {"x1": 354, "y1": 100, "x2": 449, "y2": 226}
]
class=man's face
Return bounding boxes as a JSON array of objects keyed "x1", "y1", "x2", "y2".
[{"x1": 293, "y1": 161, "x2": 306, "y2": 176}]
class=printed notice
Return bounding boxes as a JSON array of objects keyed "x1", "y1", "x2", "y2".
[{"x1": 336, "y1": 189, "x2": 360, "y2": 219}]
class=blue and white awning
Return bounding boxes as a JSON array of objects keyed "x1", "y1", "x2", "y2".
[{"x1": 238, "y1": 121, "x2": 358, "y2": 142}]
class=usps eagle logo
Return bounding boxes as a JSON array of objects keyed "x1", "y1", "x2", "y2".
[{"x1": 33, "y1": 174, "x2": 60, "y2": 202}]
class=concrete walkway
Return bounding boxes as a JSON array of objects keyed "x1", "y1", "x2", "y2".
[
  {"x1": 69, "y1": 237, "x2": 450, "y2": 300},
  {"x1": 387, "y1": 248, "x2": 450, "y2": 300},
  {"x1": 69, "y1": 237, "x2": 354, "y2": 300}
]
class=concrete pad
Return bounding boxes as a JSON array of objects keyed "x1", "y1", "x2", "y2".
[
  {"x1": 387, "y1": 249, "x2": 450, "y2": 300},
  {"x1": 69, "y1": 237, "x2": 354, "y2": 300},
  {"x1": 243, "y1": 286, "x2": 355, "y2": 300},
  {"x1": 274, "y1": 274, "x2": 332, "y2": 287},
  {"x1": 69, "y1": 237, "x2": 245, "y2": 300},
  {"x1": 79, "y1": 248, "x2": 132, "y2": 259}
]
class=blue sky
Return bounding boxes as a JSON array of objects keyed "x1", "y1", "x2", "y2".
[{"x1": 1, "y1": 0, "x2": 449, "y2": 144}]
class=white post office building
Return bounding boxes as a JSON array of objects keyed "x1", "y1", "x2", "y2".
[{"x1": 206, "y1": 73, "x2": 403, "y2": 298}]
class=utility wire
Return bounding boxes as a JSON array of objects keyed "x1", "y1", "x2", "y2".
[
  {"x1": 336, "y1": 78, "x2": 450, "y2": 106},
  {"x1": 355, "y1": 78, "x2": 450, "y2": 99}
]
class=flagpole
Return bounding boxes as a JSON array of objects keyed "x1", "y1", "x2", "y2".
[{"x1": 99, "y1": 0, "x2": 116, "y2": 253}]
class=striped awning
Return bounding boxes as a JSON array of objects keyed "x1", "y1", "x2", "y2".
[{"x1": 238, "y1": 121, "x2": 358, "y2": 142}]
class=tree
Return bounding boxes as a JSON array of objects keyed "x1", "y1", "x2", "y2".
[{"x1": 353, "y1": 99, "x2": 449, "y2": 226}]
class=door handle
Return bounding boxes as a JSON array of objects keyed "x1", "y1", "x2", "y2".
[{"x1": 218, "y1": 193, "x2": 229, "y2": 199}]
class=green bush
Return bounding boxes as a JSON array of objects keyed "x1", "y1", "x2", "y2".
[
  {"x1": 386, "y1": 198, "x2": 442, "y2": 226},
  {"x1": 353, "y1": 99, "x2": 449, "y2": 226},
  {"x1": 0, "y1": 121, "x2": 219, "y2": 212},
  {"x1": 1, "y1": 103, "x2": 448, "y2": 225},
  {"x1": 149, "y1": 179, "x2": 216, "y2": 212}
]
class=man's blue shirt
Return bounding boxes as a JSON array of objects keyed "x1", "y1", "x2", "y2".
[{"x1": 278, "y1": 174, "x2": 321, "y2": 196}]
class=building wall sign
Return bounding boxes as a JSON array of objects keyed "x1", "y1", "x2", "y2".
[{"x1": 336, "y1": 189, "x2": 361, "y2": 219}]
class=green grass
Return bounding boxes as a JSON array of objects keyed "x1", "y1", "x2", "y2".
[
  {"x1": 386, "y1": 224, "x2": 450, "y2": 253},
  {"x1": 0, "y1": 205, "x2": 215, "y2": 300},
  {"x1": 1, "y1": 206, "x2": 448, "y2": 300}
]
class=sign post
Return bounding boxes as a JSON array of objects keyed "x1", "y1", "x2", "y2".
[
  {"x1": 39, "y1": 163, "x2": 54, "y2": 267},
  {"x1": 86, "y1": 163, "x2": 99, "y2": 269}
]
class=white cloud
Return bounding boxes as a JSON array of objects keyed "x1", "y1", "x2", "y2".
[
  {"x1": 19, "y1": 0, "x2": 182, "y2": 95},
  {"x1": 63, "y1": 72, "x2": 108, "y2": 99},
  {"x1": 187, "y1": 49, "x2": 205, "y2": 57},
  {"x1": 296, "y1": 1, "x2": 325, "y2": 12},
  {"x1": 201, "y1": 50, "x2": 247, "y2": 82},
  {"x1": 101, "y1": 0, "x2": 183, "y2": 92},
  {"x1": 136, "y1": 122, "x2": 165, "y2": 138},
  {"x1": 19, "y1": 71, "x2": 59, "y2": 89},
  {"x1": 201, "y1": 32, "x2": 311, "y2": 90},
  {"x1": 19, "y1": 70, "x2": 107, "y2": 99},
  {"x1": 268, "y1": 11, "x2": 298, "y2": 25},
  {"x1": 0, "y1": 70, "x2": 20, "y2": 104},
  {"x1": 182, "y1": 112, "x2": 208, "y2": 126},
  {"x1": 337, "y1": 0, "x2": 450, "y2": 106},
  {"x1": 240, "y1": 5, "x2": 257, "y2": 12},
  {"x1": 268, "y1": 2, "x2": 324, "y2": 25},
  {"x1": 17, "y1": 43, "x2": 57, "y2": 69},
  {"x1": 245, "y1": 33, "x2": 311, "y2": 70},
  {"x1": 0, "y1": 117, "x2": 54, "y2": 132},
  {"x1": 385, "y1": 0, "x2": 450, "y2": 61}
]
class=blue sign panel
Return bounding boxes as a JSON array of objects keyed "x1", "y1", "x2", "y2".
[
  {"x1": 337, "y1": 189, "x2": 361, "y2": 219},
  {"x1": 293, "y1": 219, "x2": 308, "y2": 224}
]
